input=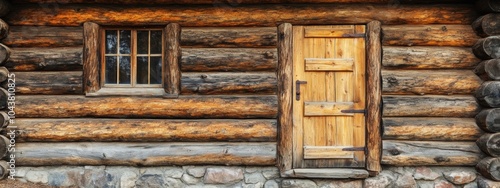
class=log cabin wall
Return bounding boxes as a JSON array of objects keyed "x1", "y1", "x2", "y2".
[{"x1": 0, "y1": 0, "x2": 494, "y2": 187}]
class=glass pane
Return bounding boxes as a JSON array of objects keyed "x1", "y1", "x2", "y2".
[
  {"x1": 105, "y1": 56, "x2": 117, "y2": 84},
  {"x1": 137, "y1": 31, "x2": 149, "y2": 54},
  {"x1": 105, "y1": 30, "x2": 117, "y2": 54},
  {"x1": 150, "y1": 57, "x2": 162, "y2": 84},
  {"x1": 137, "y1": 56, "x2": 148, "y2": 84},
  {"x1": 119, "y1": 56, "x2": 131, "y2": 84},
  {"x1": 119, "y1": 30, "x2": 131, "y2": 54},
  {"x1": 150, "y1": 30, "x2": 162, "y2": 54}
]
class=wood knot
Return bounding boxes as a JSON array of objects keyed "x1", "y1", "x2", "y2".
[
  {"x1": 441, "y1": 26, "x2": 448, "y2": 32},
  {"x1": 389, "y1": 149, "x2": 400, "y2": 155},
  {"x1": 200, "y1": 74, "x2": 208, "y2": 79},
  {"x1": 264, "y1": 51, "x2": 275, "y2": 59},
  {"x1": 434, "y1": 156, "x2": 449, "y2": 163}
]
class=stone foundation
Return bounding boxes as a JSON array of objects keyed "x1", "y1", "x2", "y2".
[{"x1": 8, "y1": 166, "x2": 486, "y2": 188}]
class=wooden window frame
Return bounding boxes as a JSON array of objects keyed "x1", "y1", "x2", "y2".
[
  {"x1": 277, "y1": 21, "x2": 382, "y2": 178},
  {"x1": 83, "y1": 22, "x2": 181, "y2": 98}
]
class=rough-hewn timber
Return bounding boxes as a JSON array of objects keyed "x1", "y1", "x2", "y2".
[
  {"x1": 3, "y1": 26, "x2": 82, "y2": 47},
  {"x1": 14, "y1": 142, "x2": 277, "y2": 166},
  {"x1": 382, "y1": 46, "x2": 479, "y2": 69},
  {"x1": 13, "y1": 119, "x2": 277, "y2": 142},
  {"x1": 382, "y1": 25, "x2": 479, "y2": 47},
  {"x1": 164, "y1": 23, "x2": 181, "y2": 97},
  {"x1": 181, "y1": 48, "x2": 276, "y2": 72},
  {"x1": 475, "y1": 59, "x2": 500, "y2": 81},
  {"x1": 182, "y1": 72, "x2": 277, "y2": 95},
  {"x1": 82, "y1": 22, "x2": 100, "y2": 93},
  {"x1": 4, "y1": 47, "x2": 82, "y2": 71},
  {"x1": 476, "y1": 157, "x2": 500, "y2": 181},
  {"x1": 383, "y1": 118, "x2": 483, "y2": 141},
  {"x1": 477, "y1": 133, "x2": 500, "y2": 157},
  {"x1": 472, "y1": 14, "x2": 500, "y2": 37},
  {"x1": 382, "y1": 140, "x2": 485, "y2": 166},
  {"x1": 476, "y1": 81, "x2": 500, "y2": 108},
  {"x1": 182, "y1": 27, "x2": 277, "y2": 48},
  {"x1": 15, "y1": 71, "x2": 81, "y2": 95},
  {"x1": 473, "y1": 36, "x2": 500, "y2": 59},
  {"x1": 476, "y1": 108, "x2": 500, "y2": 133},
  {"x1": 382, "y1": 95, "x2": 480, "y2": 117}
]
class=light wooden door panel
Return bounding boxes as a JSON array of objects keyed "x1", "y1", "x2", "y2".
[{"x1": 293, "y1": 25, "x2": 366, "y2": 168}]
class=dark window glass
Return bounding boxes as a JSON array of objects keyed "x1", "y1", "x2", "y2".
[
  {"x1": 137, "y1": 31, "x2": 149, "y2": 54},
  {"x1": 105, "y1": 56, "x2": 117, "y2": 84},
  {"x1": 105, "y1": 30, "x2": 117, "y2": 54},
  {"x1": 119, "y1": 30, "x2": 131, "y2": 54},
  {"x1": 150, "y1": 57, "x2": 162, "y2": 84},
  {"x1": 119, "y1": 56, "x2": 131, "y2": 84},
  {"x1": 137, "y1": 56, "x2": 148, "y2": 84},
  {"x1": 150, "y1": 31, "x2": 162, "y2": 54}
]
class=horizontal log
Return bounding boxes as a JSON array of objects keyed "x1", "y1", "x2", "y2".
[
  {"x1": 382, "y1": 140, "x2": 485, "y2": 166},
  {"x1": 475, "y1": 59, "x2": 500, "y2": 81},
  {"x1": 382, "y1": 25, "x2": 479, "y2": 47},
  {"x1": 181, "y1": 27, "x2": 277, "y2": 48},
  {"x1": 476, "y1": 0, "x2": 500, "y2": 13},
  {"x1": 476, "y1": 81, "x2": 500, "y2": 108},
  {"x1": 182, "y1": 72, "x2": 276, "y2": 95},
  {"x1": 181, "y1": 48, "x2": 276, "y2": 72},
  {"x1": 476, "y1": 108, "x2": 500, "y2": 133},
  {"x1": 382, "y1": 118, "x2": 483, "y2": 141},
  {"x1": 13, "y1": 118, "x2": 276, "y2": 142},
  {"x1": 15, "y1": 71, "x2": 82, "y2": 95},
  {"x1": 16, "y1": 95, "x2": 277, "y2": 118},
  {"x1": 382, "y1": 46, "x2": 479, "y2": 69},
  {"x1": 382, "y1": 95, "x2": 480, "y2": 117},
  {"x1": 382, "y1": 70, "x2": 481, "y2": 95},
  {"x1": 5, "y1": 47, "x2": 82, "y2": 71},
  {"x1": 14, "y1": 142, "x2": 277, "y2": 166},
  {"x1": 5, "y1": 4, "x2": 477, "y2": 27},
  {"x1": 477, "y1": 133, "x2": 500, "y2": 157},
  {"x1": 472, "y1": 14, "x2": 500, "y2": 37},
  {"x1": 3, "y1": 26, "x2": 82, "y2": 47},
  {"x1": 473, "y1": 36, "x2": 500, "y2": 59},
  {"x1": 477, "y1": 157, "x2": 500, "y2": 182}
]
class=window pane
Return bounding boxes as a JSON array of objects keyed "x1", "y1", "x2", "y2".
[
  {"x1": 137, "y1": 31, "x2": 149, "y2": 54},
  {"x1": 105, "y1": 56, "x2": 117, "y2": 84},
  {"x1": 137, "y1": 56, "x2": 148, "y2": 84},
  {"x1": 119, "y1": 30, "x2": 131, "y2": 54},
  {"x1": 150, "y1": 57, "x2": 162, "y2": 84},
  {"x1": 150, "y1": 30, "x2": 162, "y2": 54},
  {"x1": 119, "y1": 56, "x2": 131, "y2": 84},
  {"x1": 105, "y1": 30, "x2": 117, "y2": 54}
]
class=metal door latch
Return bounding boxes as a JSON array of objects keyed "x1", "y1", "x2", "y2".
[{"x1": 296, "y1": 80, "x2": 307, "y2": 101}]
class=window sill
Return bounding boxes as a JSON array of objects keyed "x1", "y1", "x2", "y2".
[{"x1": 86, "y1": 88, "x2": 178, "y2": 98}]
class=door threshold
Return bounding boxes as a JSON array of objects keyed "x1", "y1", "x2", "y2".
[{"x1": 282, "y1": 168, "x2": 369, "y2": 179}]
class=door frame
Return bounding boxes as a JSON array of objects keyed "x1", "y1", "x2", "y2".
[{"x1": 277, "y1": 21, "x2": 382, "y2": 178}]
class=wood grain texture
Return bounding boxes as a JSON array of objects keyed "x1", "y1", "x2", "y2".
[
  {"x1": 13, "y1": 118, "x2": 277, "y2": 142},
  {"x1": 382, "y1": 46, "x2": 479, "y2": 69},
  {"x1": 382, "y1": 95, "x2": 480, "y2": 117},
  {"x1": 477, "y1": 133, "x2": 500, "y2": 157},
  {"x1": 181, "y1": 48, "x2": 276, "y2": 72},
  {"x1": 164, "y1": 23, "x2": 181, "y2": 96},
  {"x1": 5, "y1": 4, "x2": 477, "y2": 26},
  {"x1": 476, "y1": 81, "x2": 500, "y2": 108},
  {"x1": 14, "y1": 142, "x2": 277, "y2": 166},
  {"x1": 16, "y1": 95, "x2": 278, "y2": 118},
  {"x1": 182, "y1": 72, "x2": 276, "y2": 95},
  {"x1": 382, "y1": 140, "x2": 485, "y2": 166},
  {"x1": 182, "y1": 27, "x2": 276, "y2": 48},
  {"x1": 4, "y1": 47, "x2": 82, "y2": 71},
  {"x1": 15, "y1": 71, "x2": 81, "y2": 95},
  {"x1": 473, "y1": 36, "x2": 500, "y2": 59},
  {"x1": 3, "y1": 26, "x2": 82, "y2": 47},
  {"x1": 283, "y1": 169, "x2": 368, "y2": 179},
  {"x1": 476, "y1": 108, "x2": 500, "y2": 133},
  {"x1": 382, "y1": 70, "x2": 482, "y2": 95},
  {"x1": 82, "y1": 22, "x2": 100, "y2": 94},
  {"x1": 383, "y1": 118, "x2": 483, "y2": 141},
  {"x1": 382, "y1": 25, "x2": 479, "y2": 47},
  {"x1": 472, "y1": 14, "x2": 500, "y2": 37},
  {"x1": 476, "y1": 157, "x2": 500, "y2": 181},
  {"x1": 475, "y1": 59, "x2": 500, "y2": 81}
]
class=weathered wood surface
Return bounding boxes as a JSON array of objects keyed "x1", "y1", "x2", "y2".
[
  {"x1": 13, "y1": 118, "x2": 276, "y2": 142},
  {"x1": 477, "y1": 157, "x2": 500, "y2": 181},
  {"x1": 476, "y1": 81, "x2": 500, "y2": 108},
  {"x1": 0, "y1": 161, "x2": 8, "y2": 180},
  {"x1": 382, "y1": 140, "x2": 485, "y2": 166},
  {"x1": 182, "y1": 27, "x2": 276, "y2": 48},
  {"x1": 382, "y1": 25, "x2": 479, "y2": 47},
  {"x1": 0, "y1": 88, "x2": 7, "y2": 109},
  {"x1": 382, "y1": 46, "x2": 479, "y2": 69},
  {"x1": 14, "y1": 142, "x2": 277, "y2": 166},
  {"x1": 0, "y1": 19, "x2": 8, "y2": 40},
  {"x1": 472, "y1": 14, "x2": 500, "y2": 37},
  {"x1": 477, "y1": 0, "x2": 500, "y2": 13},
  {"x1": 164, "y1": 23, "x2": 181, "y2": 96},
  {"x1": 382, "y1": 70, "x2": 481, "y2": 95},
  {"x1": 383, "y1": 118, "x2": 483, "y2": 141},
  {"x1": 0, "y1": 43, "x2": 11, "y2": 66},
  {"x1": 476, "y1": 108, "x2": 500, "y2": 133},
  {"x1": 4, "y1": 47, "x2": 81, "y2": 71},
  {"x1": 473, "y1": 36, "x2": 500, "y2": 59},
  {"x1": 0, "y1": 111, "x2": 9, "y2": 128},
  {"x1": 382, "y1": 95, "x2": 480, "y2": 117},
  {"x1": 182, "y1": 72, "x2": 276, "y2": 95},
  {"x1": 82, "y1": 22, "x2": 100, "y2": 94},
  {"x1": 5, "y1": 5, "x2": 477, "y2": 26},
  {"x1": 283, "y1": 169, "x2": 368, "y2": 179},
  {"x1": 0, "y1": 135, "x2": 8, "y2": 159},
  {"x1": 3, "y1": 26, "x2": 82, "y2": 47},
  {"x1": 477, "y1": 133, "x2": 500, "y2": 157},
  {"x1": 477, "y1": 176, "x2": 500, "y2": 187},
  {"x1": 16, "y1": 95, "x2": 278, "y2": 118},
  {"x1": 0, "y1": 67, "x2": 8, "y2": 83},
  {"x1": 14, "y1": 71, "x2": 81, "y2": 95},
  {"x1": 181, "y1": 48, "x2": 276, "y2": 72},
  {"x1": 475, "y1": 59, "x2": 500, "y2": 81}
]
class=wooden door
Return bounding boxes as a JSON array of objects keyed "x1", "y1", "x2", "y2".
[{"x1": 292, "y1": 25, "x2": 366, "y2": 168}]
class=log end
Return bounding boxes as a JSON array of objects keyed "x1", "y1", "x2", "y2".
[
  {"x1": 476, "y1": 108, "x2": 500, "y2": 133},
  {"x1": 473, "y1": 36, "x2": 500, "y2": 60},
  {"x1": 476, "y1": 157, "x2": 500, "y2": 181},
  {"x1": 476, "y1": 81, "x2": 500, "y2": 108}
]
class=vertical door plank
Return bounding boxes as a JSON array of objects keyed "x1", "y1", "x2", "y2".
[
  {"x1": 292, "y1": 26, "x2": 305, "y2": 168},
  {"x1": 325, "y1": 37, "x2": 337, "y2": 147},
  {"x1": 353, "y1": 25, "x2": 367, "y2": 166}
]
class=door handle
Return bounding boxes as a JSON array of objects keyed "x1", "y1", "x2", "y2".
[{"x1": 296, "y1": 80, "x2": 307, "y2": 101}]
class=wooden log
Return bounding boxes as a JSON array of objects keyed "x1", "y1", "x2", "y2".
[
  {"x1": 383, "y1": 118, "x2": 484, "y2": 141},
  {"x1": 14, "y1": 142, "x2": 277, "y2": 166},
  {"x1": 83, "y1": 22, "x2": 100, "y2": 94},
  {"x1": 182, "y1": 27, "x2": 277, "y2": 48},
  {"x1": 476, "y1": 109, "x2": 500, "y2": 133},
  {"x1": 475, "y1": 59, "x2": 500, "y2": 81},
  {"x1": 0, "y1": 135, "x2": 8, "y2": 159},
  {"x1": 0, "y1": 88, "x2": 7, "y2": 109},
  {"x1": 473, "y1": 36, "x2": 500, "y2": 59},
  {"x1": 382, "y1": 140, "x2": 484, "y2": 166},
  {"x1": 476, "y1": 81, "x2": 500, "y2": 108},
  {"x1": 0, "y1": 67, "x2": 8, "y2": 83},
  {"x1": 164, "y1": 23, "x2": 181, "y2": 97},
  {"x1": 477, "y1": 133, "x2": 500, "y2": 157},
  {"x1": 16, "y1": 95, "x2": 277, "y2": 118},
  {"x1": 382, "y1": 25, "x2": 479, "y2": 47},
  {"x1": 477, "y1": 0, "x2": 500, "y2": 13},
  {"x1": 382, "y1": 46, "x2": 479, "y2": 69},
  {"x1": 0, "y1": 44, "x2": 11, "y2": 66},
  {"x1": 283, "y1": 169, "x2": 368, "y2": 179},
  {"x1": 0, "y1": 111, "x2": 9, "y2": 128},
  {"x1": 182, "y1": 72, "x2": 276, "y2": 95},
  {"x1": 181, "y1": 48, "x2": 276, "y2": 72},
  {"x1": 14, "y1": 118, "x2": 276, "y2": 142},
  {"x1": 5, "y1": 4, "x2": 477, "y2": 27},
  {"x1": 3, "y1": 26, "x2": 82, "y2": 47},
  {"x1": 0, "y1": 19, "x2": 8, "y2": 40},
  {"x1": 4, "y1": 47, "x2": 82, "y2": 71},
  {"x1": 382, "y1": 95, "x2": 480, "y2": 117},
  {"x1": 477, "y1": 157, "x2": 500, "y2": 181},
  {"x1": 14, "y1": 71, "x2": 82, "y2": 95},
  {"x1": 477, "y1": 175, "x2": 500, "y2": 188},
  {"x1": 0, "y1": 161, "x2": 8, "y2": 180},
  {"x1": 472, "y1": 14, "x2": 500, "y2": 37},
  {"x1": 382, "y1": 70, "x2": 482, "y2": 95}
]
